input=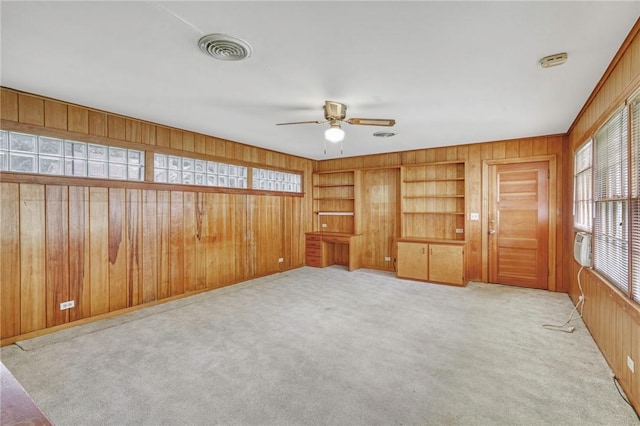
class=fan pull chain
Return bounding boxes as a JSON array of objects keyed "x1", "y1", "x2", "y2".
[
  {"x1": 323, "y1": 139, "x2": 327, "y2": 155},
  {"x1": 340, "y1": 140, "x2": 343, "y2": 155}
]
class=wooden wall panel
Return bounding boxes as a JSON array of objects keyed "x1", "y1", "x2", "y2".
[
  {"x1": 1, "y1": 89, "x2": 18, "y2": 121},
  {"x1": 248, "y1": 195, "x2": 282, "y2": 276},
  {"x1": 68, "y1": 105, "x2": 89, "y2": 134},
  {"x1": 109, "y1": 188, "x2": 128, "y2": 312},
  {"x1": 170, "y1": 191, "x2": 185, "y2": 296},
  {"x1": 108, "y1": 116, "x2": 126, "y2": 141},
  {"x1": 44, "y1": 100, "x2": 67, "y2": 130},
  {"x1": 204, "y1": 193, "x2": 220, "y2": 288},
  {"x1": 183, "y1": 192, "x2": 197, "y2": 292},
  {"x1": 88, "y1": 110, "x2": 107, "y2": 137},
  {"x1": 19, "y1": 184, "x2": 46, "y2": 334},
  {"x1": 68, "y1": 186, "x2": 91, "y2": 321},
  {"x1": 194, "y1": 192, "x2": 209, "y2": 290},
  {"x1": 1, "y1": 183, "x2": 21, "y2": 338},
  {"x1": 360, "y1": 169, "x2": 399, "y2": 271},
  {"x1": 45, "y1": 185, "x2": 69, "y2": 327},
  {"x1": 234, "y1": 195, "x2": 251, "y2": 283},
  {"x1": 1, "y1": 87, "x2": 312, "y2": 345},
  {"x1": 157, "y1": 191, "x2": 171, "y2": 299},
  {"x1": 89, "y1": 187, "x2": 109, "y2": 315},
  {"x1": 18, "y1": 94, "x2": 44, "y2": 126},
  {"x1": 141, "y1": 190, "x2": 158, "y2": 303},
  {"x1": 565, "y1": 20, "x2": 640, "y2": 413},
  {"x1": 316, "y1": 134, "x2": 564, "y2": 285},
  {"x1": 126, "y1": 189, "x2": 143, "y2": 306}
]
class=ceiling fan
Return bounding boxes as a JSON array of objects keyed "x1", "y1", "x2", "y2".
[{"x1": 276, "y1": 101, "x2": 396, "y2": 153}]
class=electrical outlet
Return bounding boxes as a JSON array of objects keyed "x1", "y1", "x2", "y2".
[
  {"x1": 60, "y1": 300, "x2": 75, "y2": 310},
  {"x1": 455, "y1": 228, "x2": 464, "y2": 234},
  {"x1": 278, "y1": 257, "x2": 284, "y2": 263},
  {"x1": 321, "y1": 223, "x2": 327, "y2": 228},
  {"x1": 628, "y1": 356, "x2": 635, "y2": 373},
  {"x1": 384, "y1": 256, "x2": 391, "y2": 262},
  {"x1": 470, "y1": 212, "x2": 479, "y2": 221}
]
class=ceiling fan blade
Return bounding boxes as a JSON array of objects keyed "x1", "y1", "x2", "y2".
[
  {"x1": 346, "y1": 118, "x2": 396, "y2": 126},
  {"x1": 276, "y1": 120, "x2": 326, "y2": 126}
]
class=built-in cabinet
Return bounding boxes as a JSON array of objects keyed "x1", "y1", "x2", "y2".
[
  {"x1": 396, "y1": 239, "x2": 466, "y2": 286},
  {"x1": 310, "y1": 162, "x2": 468, "y2": 285},
  {"x1": 395, "y1": 161, "x2": 467, "y2": 285}
]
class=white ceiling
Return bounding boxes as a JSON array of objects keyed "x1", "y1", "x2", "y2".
[{"x1": 1, "y1": 1, "x2": 639, "y2": 160}]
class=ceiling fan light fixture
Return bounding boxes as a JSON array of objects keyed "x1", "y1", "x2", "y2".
[{"x1": 325, "y1": 122, "x2": 345, "y2": 143}]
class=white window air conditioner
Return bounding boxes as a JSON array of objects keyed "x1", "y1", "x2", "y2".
[{"x1": 574, "y1": 232, "x2": 592, "y2": 267}]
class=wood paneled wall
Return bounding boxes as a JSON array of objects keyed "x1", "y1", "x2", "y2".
[
  {"x1": 0, "y1": 87, "x2": 313, "y2": 344},
  {"x1": 564, "y1": 19, "x2": 640, "y2": 413},
  {"x1": 316, "y1": 136, "x2": 565, "y2": 286},
  {"x1": 360, "y1": 169, "x2": 400, "y2": 270},
  {"x1": 0, "y1": 183, "x2": 304, "y2": 340}
]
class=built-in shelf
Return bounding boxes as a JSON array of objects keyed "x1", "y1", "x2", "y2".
[
  {"x1": 400, "y1": 161, "x2": 466, "y2": 241},
  {"x1": 312, "y1": 170, "x2": 360, "y2": 234},
  {"x1": 315, "y1": 211, "x2": 355, "y2": 216}
]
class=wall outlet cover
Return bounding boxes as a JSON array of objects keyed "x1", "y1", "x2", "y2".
[
  {"x1": 278, "y1": 257, "x2": 284, "y2": 263},
  {"x1": 470, "y1": 212, "x2": 479, "y2": 221}
]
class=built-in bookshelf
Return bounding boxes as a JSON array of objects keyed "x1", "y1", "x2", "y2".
[
  {"x1": 312, "y1": 170, "x2": 360, "y2": 234},
  {"x1": 400, "y1": 161, "x2": 466, "y2": 240}
]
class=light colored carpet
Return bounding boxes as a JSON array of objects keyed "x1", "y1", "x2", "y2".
[{"x1": 1, "y1": 266, "x2": 637, "y2": 425}]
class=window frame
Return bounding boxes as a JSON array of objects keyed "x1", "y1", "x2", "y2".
[{"x1": 573, "y1": 139, "x2": 593, "y2": 232}]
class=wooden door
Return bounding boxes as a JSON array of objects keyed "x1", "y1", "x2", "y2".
[
  {"x1": 429, "y1": 244, "x2": 464, "y2": 285},
  {"x1": 396, "y1": 242, "x2": 428, "y2": 280},
  {"x1": 488, "y1": 162, "x2": 549, "y2": 289}
]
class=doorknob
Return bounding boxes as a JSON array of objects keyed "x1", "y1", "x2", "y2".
[{"x1": 488, "y1": 230, "x2": 496, "y2": 235}]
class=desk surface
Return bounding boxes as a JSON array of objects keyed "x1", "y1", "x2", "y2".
[{"x1": 306, "y1": 232, "x2": 361, "y2": 237}]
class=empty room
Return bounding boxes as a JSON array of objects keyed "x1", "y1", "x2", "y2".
[{"x1": 1, "y1": 1, "x2": 640, "y2": 425}]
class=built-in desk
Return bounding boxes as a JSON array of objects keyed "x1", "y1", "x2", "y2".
[{"x1": 305, "y1": 232, "x2": 362, "y2": 271}]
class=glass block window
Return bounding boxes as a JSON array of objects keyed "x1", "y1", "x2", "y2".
[
  {"x1": 252, "y1": 168, "x2": 302, "y2": 193},
  {"x1": 0, "y1": 130, "x2": 144, "y2": 181},
  {"x1": 154, "y1": 153, "x2": 248, "y2": 189}
]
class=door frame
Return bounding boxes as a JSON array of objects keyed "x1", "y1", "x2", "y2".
[{"x1": 481, "y1": 155, "x2": 557, "y2": 291}]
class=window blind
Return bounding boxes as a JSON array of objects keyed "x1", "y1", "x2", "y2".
[
  {"x1": 631, "y1": 95, "x2": 640, "y2": 303},
  {"x1": 594, "y1": 107, "x2": 629, "y2": 294},
  {"x1": 574, "y1": 141, "x2": 592, "y2": 231}
]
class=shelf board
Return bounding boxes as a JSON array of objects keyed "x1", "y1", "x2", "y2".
[
  {"x1": 315, "y1": 211, "x2": 355, "y2": 216},
  {"x1": 403, "y1": 211, "x2": 465, "y2": 215},
  {"x1": 314, "y1": 184, "x2": 355, "y2": 188},
  {"x1": 403, "y1": 195, "x2": 464, "y2": 199},
  {"x1": 403, "y1": 178, "x2": 464, "y2": 183},
  {"x1": 314, "y1": 197, "x2": 355, "y2": 201}
]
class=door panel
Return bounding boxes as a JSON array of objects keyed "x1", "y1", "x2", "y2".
[
  {"x1": 489, "y1": 162, "x2": 549, "y2": 289},
  {"x1": 397, "y1": 242, "x2": 428, "y2": 280}
]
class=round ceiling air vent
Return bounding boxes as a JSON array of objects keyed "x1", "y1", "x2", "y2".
[
  {"x1": 198, "y1": 34, "x2": 252, "y2": 61},
  {"x1": 373, "y1": 131, "x2": 396, "y2": 138}
]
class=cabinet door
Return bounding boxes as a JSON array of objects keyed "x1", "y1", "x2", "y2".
[
  {"x1": 429, "y1": 244, "x2": 464, "y2": 285},
  {"x1": 397, "y1": 242, "x2": 428, "y2": 280}
]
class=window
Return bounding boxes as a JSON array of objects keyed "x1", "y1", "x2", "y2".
[
  {"x1": 593, "y1": 107, "x2": 629, "y2": 294},
  {"x1": 252, "y1": 168, "x2": 302, "y2": 193},
  {"x1": 574, "y1": 140, "x2": 592, "y2": 231},
  {"x1": 0, "y1": 130, "x2": 144, "y2": 181},
  {"x1": 153, "y1": 153, "x2": 248, "y2": 189},
  {"x1": 631, "y1": 95, "x2": 640, "y2": 303}
]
